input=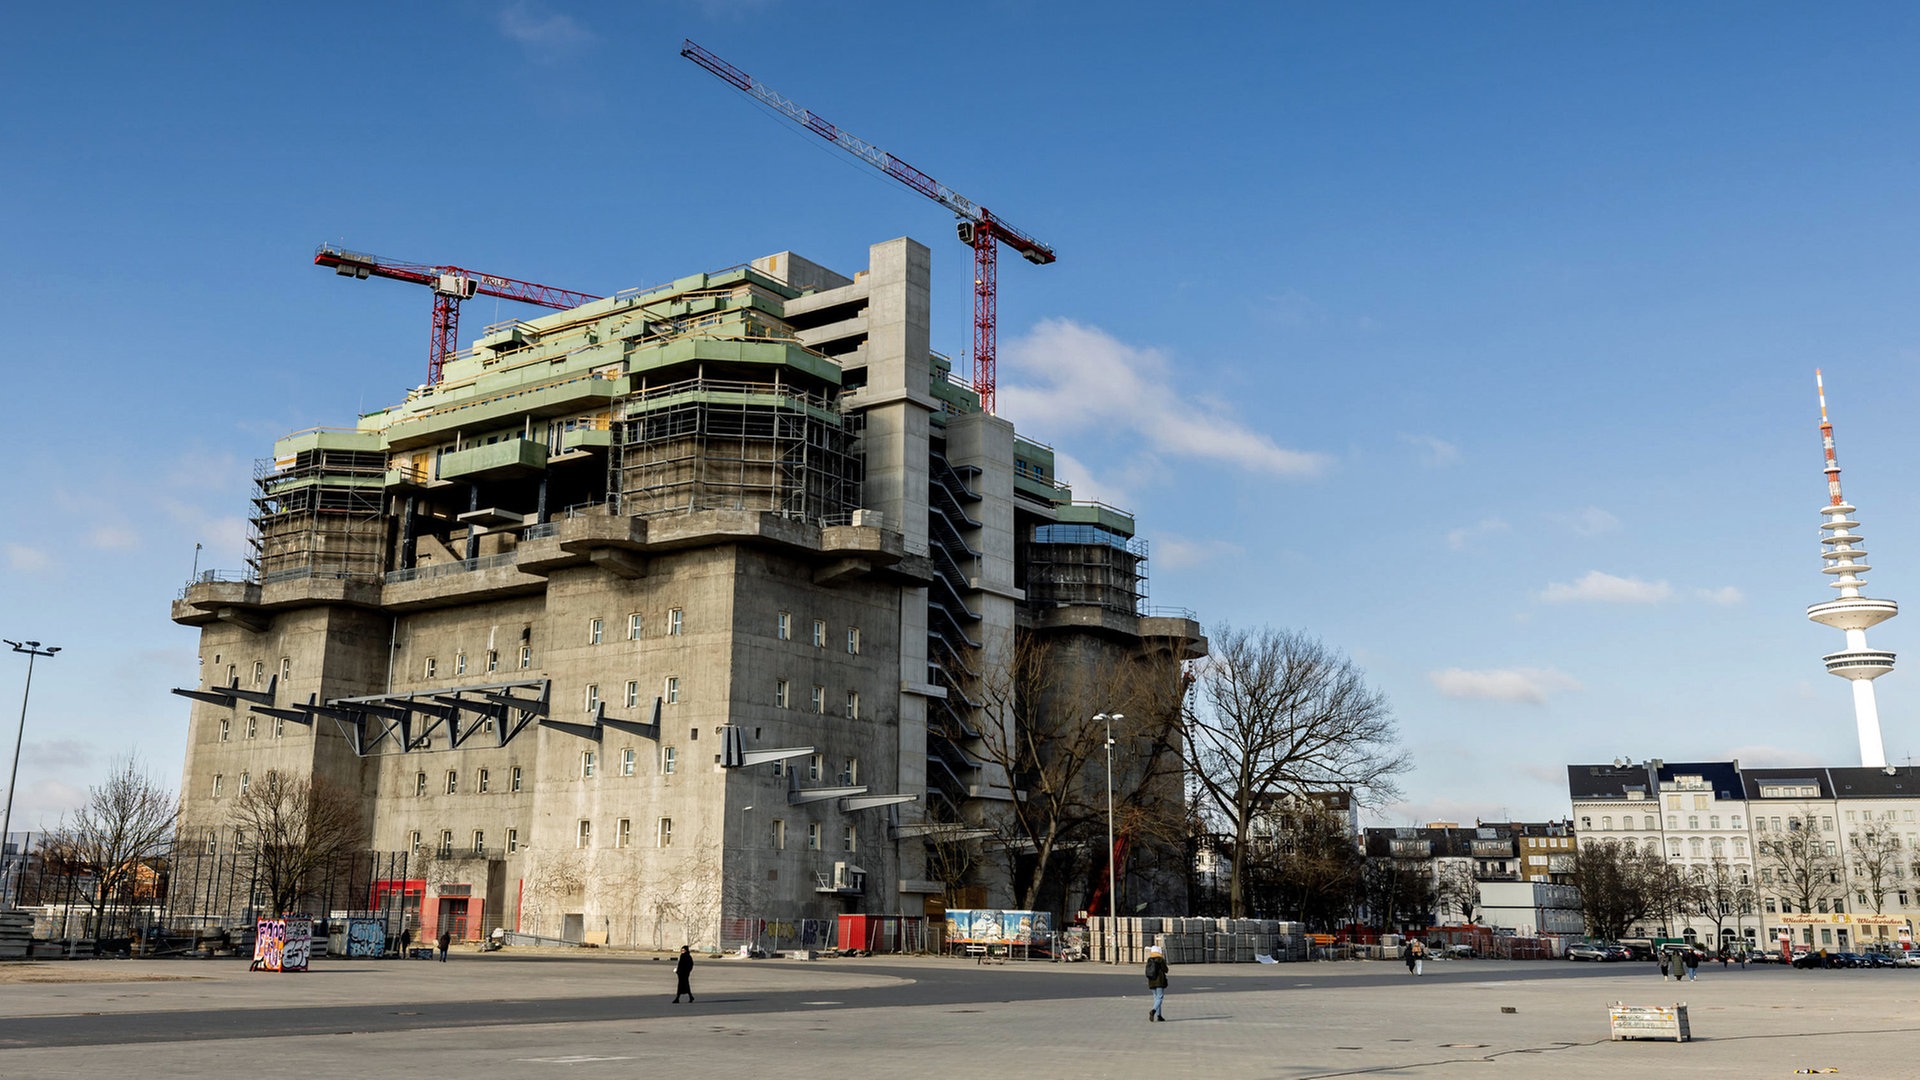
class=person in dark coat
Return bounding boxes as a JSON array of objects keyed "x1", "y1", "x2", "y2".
[
  {"x1": 1685, "y1": 949, "x2": 1700, "y2": 982},
  {"x1": 1144, "y1": 945, "x2": 1168, "y2": 1022},
  {"x1": 436, "y1": 928, "x2": 451, "y2": 962},
  {"x1": 673, "y1": 945, "x2": 695, "y2": 1002}
]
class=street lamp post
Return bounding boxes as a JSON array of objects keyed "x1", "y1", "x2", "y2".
[
  {"x1": 2, "y1": 640, "x2": 59, "y2": 908},
  {"x1": 1096, "y1": 712, "x2": 1124, "y2": 964}
]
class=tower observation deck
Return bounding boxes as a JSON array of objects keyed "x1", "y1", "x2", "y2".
[{"x1": 1806, "y1": 371, "x2": 1896, "y2": 767}]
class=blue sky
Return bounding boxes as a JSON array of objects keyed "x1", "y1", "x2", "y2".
[{"x1": 6, "y1": 2, "x2": 1920, "y2": 832}]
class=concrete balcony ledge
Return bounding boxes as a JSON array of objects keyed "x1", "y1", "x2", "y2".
[{"x1": 383, "y1": 559, "x2": 546, "y2": 612}]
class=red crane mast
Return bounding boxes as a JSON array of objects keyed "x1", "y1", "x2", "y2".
[
  {"x1": 314, "y1": 244, "x2": 601, "y2": 386},
  {"x1": 680, "y1": 40, "x2": 1054, "y2": 414}
]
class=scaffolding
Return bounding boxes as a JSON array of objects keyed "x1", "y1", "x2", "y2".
[
  {"x1": 610, "y1": 374, "x2": 859, "y2": 525},
  {"x1": 1023, "y1": 525, "x2": 1148, "y2": 616},
  {"x1": 249, "y1": 447, "x2": 389, "y2": 584}
]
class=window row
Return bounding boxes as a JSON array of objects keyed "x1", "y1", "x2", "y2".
[
  {"x1": 585, "y1": 609, "x2": 685, "y2": 645},
  {"x1": 764, "y1": 818, "x2": 857, "y2": 852},
  {"x1": 1592, "y1": 814, "x2": 1745, "y2": 831},
  {"x1": 773, "y1": 613, "x2": 861, "y2": 654},
  {"x1": 424, "y1": 646, "x2": 532, "y2": 680},
  {"x1": 412, "y1": 827, "x2": 520, "y2": 855},
  {"x1": 569, "y1": 817, "x2": 673, "y2": 848},
  {"x1": 209, "y1": 657, "x2": 294, "y2": 690},
  {"x1": 772, "y1": 680, "x2": 861, "y2": 718},
  {"x1": 585, "y1": 677, "x2": 683, "y2": 712},
  {"x1": 771, "y1": 754, "x2": 858, "y2": 785},
  {"x1": 216, "y1": 715, "x2": 287, "y2": 742}
]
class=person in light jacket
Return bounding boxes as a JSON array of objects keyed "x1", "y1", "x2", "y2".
[{"x1": 1144, "y1": 945, "x2": 1169, "y2": 1022}]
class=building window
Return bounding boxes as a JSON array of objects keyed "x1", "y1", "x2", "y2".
[
  {"x1": 807, "y1": 822, "x2": 821, "y2": 850},
  {"x1": 589, "y1": 618, "x2": 604, "y2": 645},
  {"x1": 456, "y1": 652, "x2": 467, "y2": 675},
  {"x1": 667, "y1": 608, "x2": 684, "y2": 635},
  {"x1": 577, "y1": 820, "x2": 592, "y2": 848},
  {"x1": 487, "y1": 649, "x2": 498, "y2": 673},
  {"x1": 618, "y1": 818, "x2": 632, "y2": 848},
  {"x1": 812, "y1": 620, "x2": 826, "y2": 647},
  {"x1": 1688, "y1": 816, "x2": 1699, "y2": 830},
  {"x1": 245, "y1": 715, "x2": 257, "y2": 740},
  {"x1": 507, "y1": 829, "x2": 519, "y2": 854},
  {"x1": 1580, "y1": 816, "x2": 1590, "y2": 830},
  {"x1": 253, "y1": 660, "x2": 265, "y2": 687},
  {"x1": 811, "y1": 685, "x2": 824, "y2": 714},
  {"x1": 473, "y1": 831, "x2": 485, "y2": 855},
  {"x1": 582, "y1": 750, "x2": 596, "y2": 778},
  {"x1": 777, "y1": 612, "x2": 792, "y2": 640},
  {"x1": 809, "y1": 753, "x2": 823, "y2": 782},
  {"x1": 838, "y1": 757, "x2": 859, "y2": 785},
  {"x1": 425, "y1": 657, "x2": 437, "y2": 679},
  {"x1": 478, "y1": 768, "x2": 490, "y2": 793},
  {"x1": 1710, "y1": 815, "x2": 1720, "y2": 829},
  {"x1": 847, "y1": 626, "x2": 861, "y2": 655},
  {"x1": 663, "y1": 746, "x2": 677, "y2": 774},
  {"x1": 445, "y1": 770, "x2": 458, "y2": 795},
  {"x1": 219, "y1": 718, "x2": 230, "y2": 742},
  {"x1": 666, "y1": 676, "x2": 680, "y2": 704},
  {"x1": 586, "y1": 684, "x2": 600, "y2": 713},
  {"x1": 628, "y1": 612, "x2": 643, "y2": 640},
  {"x1": 772, "y1": 819, "x2": 786, "y2": 849},
  {"x1": 1643, "y1": 815, "x2": 1655, "y2": 830},
  {"x1": 439, "y1": 830, "x2": 453, "y2": 857},
  {"x1": 658, "y1": 818, "x2": 673, "y2": 847},
  {"x1": 846, "y1": 690, "x2": 860, "y2": 720},
  {"x1": 1667, "y1": 816, "x2": 1678, "y2": 830},
  {"x1": 416, "y1": 771, "x2": 428, "y2": 797},
  {"x1": 519, "y1": 645, "x2": 532, "y2": 669},
  {"x1": 1601, "y1": 816, "x2": 1612, "y2": 831},
  {"x1": 408, "y1": 829, "x2": 422, "y2": 851},
  {"x1": 621, "y1": 747, "x2": 636, "y2": 776},
  {"x1": 271, "y1": 716, "x2": 284, "y2": 739},
  {"x1": 212, "y1": 774, "x2": 224, "y2": 798},
  {"x1": 511, "y1": 766, "x2": 523, "y2": 793},
  {"x1": 844, "y1": 825, "x2": 858, "y2": 852},
  {"x1": 279, "y1": 657, "x2": 291, "y2": 683},
  {"x1": 239, "y1": 772, "x2": 250, "y2": 796},
  {"x1": 776, "y1": 679, "x2": 790, "y2": 709},
  {"x1": 625, "y1": 680, "x2": 639, "y2": 708}
]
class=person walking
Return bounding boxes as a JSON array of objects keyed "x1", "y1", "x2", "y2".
[
  {"x1": 672, "y1": 945, "x2": 695, "y2": 1002},
  {"x1": 436, "y1": 928, "x2": 451, "y2": 962},
  {"x1": 1685, "y1": 949, "x2": 1700, "y2": 982},
  {"x1": 1666, "y1": 948, "x2": 1685, "y2": 982},
  {"x1": 1411, "y1": 939, "x2": 1425, "y2": 976},
  {"x1": 1144, "y1": 945, "x2": 1169, "y2": 1022}
]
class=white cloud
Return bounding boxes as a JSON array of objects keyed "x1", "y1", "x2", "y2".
[
  {"x1": 1447, "y1": 517, "x2": 1509, "y2": 552},
  {"x1": 6, "y1": 544, "x2": 52, "y2": 572},
  {"x1": 1000, "y1": 319, "x2": 1330, "y2": 478},
  {"x1": 1550, "y1": 507, "x2": 1622, "y2": 536},
  {"x1": 88, "y1": 525, "x2": 141, "y2": 551},
  {"x1": 1048, "y1": 449, "x2": 1130, "y2": 507},
  {"x1": 1153, "y1": 535, "x2": 1244, "y2": 570},
  {"x1": 496, "y1": 2, "x2": 592, "y2": 54},
  {"x1": 1697, "y1": 585, "x2": 1744, "y2": 605},
  {"x1": 1428, "y1": 666, "x2": 1582, "y2": 704},
  {"x1": 1401, "y1": 433, "x2": 1461, "y2": 468},
  {"x1": 1539, "y1": 570, "x2": 1672, "y2": 604}
]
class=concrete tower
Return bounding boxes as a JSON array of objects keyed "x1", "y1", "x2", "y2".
[{"x1": 1806, "y1": 370, "x2": 1897, "y2": 767}]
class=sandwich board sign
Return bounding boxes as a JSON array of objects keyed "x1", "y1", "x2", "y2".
[{"x1": 1608, "y1": 1002, "x2": 1690, "y2": 1042}]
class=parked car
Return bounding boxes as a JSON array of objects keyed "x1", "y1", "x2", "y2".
[
  {"x1": 1604, "y1": 945, "x2": 1633, "y2": 961},
  {"x1": 1566, "y1": 944, "x2": 1609, "y2": 961}
]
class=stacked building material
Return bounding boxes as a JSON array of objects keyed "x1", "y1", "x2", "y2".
[{"x1": 0, "y1": 910, "x2": 30, "y2": 959}]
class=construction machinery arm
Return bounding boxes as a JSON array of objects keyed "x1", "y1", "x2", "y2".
[
  {"x1": 679, "y1": 41, "x2": 1055, "y2": 266},
  {"x1": 314, "y1": 245, "x2": 602, "y2": 308}
]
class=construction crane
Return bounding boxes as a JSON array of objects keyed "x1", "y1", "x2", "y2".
[
  {"x1": 313, "y1": 244, "x2": 602, "y2": 386},
  {"x1": 680, "y1": 40, "x2": 1054, "y2": 414}
]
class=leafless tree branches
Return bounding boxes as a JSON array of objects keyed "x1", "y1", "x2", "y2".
[{"x1": 225, "y1": 772, "x2": 365, "y2": 916}]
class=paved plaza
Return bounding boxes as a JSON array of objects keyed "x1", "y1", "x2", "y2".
[{"x1": 2, "y1": 951, "x2": 1917, "y2": 1078}]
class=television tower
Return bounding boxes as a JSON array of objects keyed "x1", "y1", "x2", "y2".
[{"x1": 1806, "y1": 370, "x2": 1897, "y2": 767}]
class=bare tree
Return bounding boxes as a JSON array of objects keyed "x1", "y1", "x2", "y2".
[
  {"x1": 226, "y1": 772, "x2": 365, "y2": 916},
  {"x1": 1695, "y1": 859, "x2": 1756, "y2": 952},
  {"x1": 1434, "y1": 863, "x2": 1481, "y2": 925},
  {"x1": 1185, "y1": 625, "x2": 1406, "y2": 917},
  {"x1": 38, "y1": 755, "x2": 177, "y2": 942},
  {"x1": 1242, "y1": 798, "x2": 1362, "y2": 928},
  {"x1": 1756, "y1": 810, "x2": 1845, "y2": 917},
  {"x1": 1570, "y1": 840, "x2": 1663, "y2": 941},
  {"x1": 970, "y1": 632, "x2": 1186, "y2": 912},
  {"x1": 1847, "y1": 824, "x2": 1903, "y2": 914},
  {"x1": 1360, "y1": 857, "x2": 1434, "y2": 932}
]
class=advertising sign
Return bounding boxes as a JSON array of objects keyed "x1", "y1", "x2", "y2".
[{"x1": 282, "y1": 917, "x2": 312, "y2": 972}]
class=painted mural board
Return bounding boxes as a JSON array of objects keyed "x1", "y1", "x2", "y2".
[
  {"x1": 251, "y1": 917, "x2": 313, "y2": 972},
  {"x1": 946, "y1": 909, "x2": 1053, "y2": 944},
  {"x1": 344, "y1": 918, "x2": 387, "y2": 958},
  {"x1": 282, "y1": 917, "x2": 312, "y2": 972}
]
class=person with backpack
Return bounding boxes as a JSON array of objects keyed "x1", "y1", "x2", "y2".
[{"x1": 1144, "y1": 945, "x2": 1169, "y2": 1021}]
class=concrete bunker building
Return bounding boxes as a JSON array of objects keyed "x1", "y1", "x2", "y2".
[{"x1": 171, "y1": 238, "x2": 1204, "y2": 946}]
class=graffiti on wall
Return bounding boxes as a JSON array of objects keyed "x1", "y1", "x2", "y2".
[
  {"x1": 252, "y1": 919, "x2": 286, "y2": 972},
  {"x1": 282, "y1": 917, "x2": 312, "y2": 972},
  {"x1": 345, "y1": 918, "x2": 387, "y2": 958}
]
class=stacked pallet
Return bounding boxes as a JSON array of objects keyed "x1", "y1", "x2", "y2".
[
  {"x1": 0, "y1": 910, "x2": 33, "y2": 959},
  {"x1": 1083, "y1": 916, "x2": 1311, "y2": 964}
]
